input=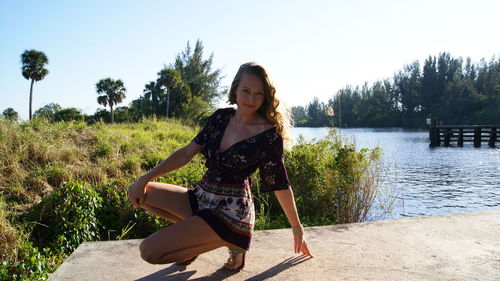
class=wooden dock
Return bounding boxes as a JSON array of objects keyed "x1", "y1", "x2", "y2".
[{"x1": 429, "y1": 120, "x2": 499, "y2": 147}]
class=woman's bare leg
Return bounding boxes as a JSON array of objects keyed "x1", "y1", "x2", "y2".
[
  {"x1": 137, "y1": 182, "x2": 193, "y2": 222},
  {"x1": 141, "y1": 203, "x2": 182, "y2": 222},
  {"x1": 140, "y1": 215, "x2": 229, "y2": 264},
  {"x1": 137, "y1": 182, "x2": 244, "y2": 267}
]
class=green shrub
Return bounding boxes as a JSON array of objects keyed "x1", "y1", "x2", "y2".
[
  {"x1": 253, "y1": 130, "x2": 382, "y2": 226},
  {"x1": 93, "y1": 182, "x2": 165, "y2": 240},
  {"x1": 26, "y1": 182, "x2": 102, "y2": 254},
  {"x1": 291, "y1": 132, "x2": 381, "y2": 224},
  {"x1": 94, "y1": 183, "x2": 133, "y2": 240},
  {"x1": 0, "y1": 230, "x2": 57, "y2": 281}
]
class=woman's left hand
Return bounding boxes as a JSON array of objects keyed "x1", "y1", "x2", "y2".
[{"x1": 293, "y1": 231, "x2": 314, "y2": 257}]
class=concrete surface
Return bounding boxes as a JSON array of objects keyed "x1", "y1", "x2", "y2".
[{"x1": 48, "y1": 210, "x2": 500, "y2": 280}]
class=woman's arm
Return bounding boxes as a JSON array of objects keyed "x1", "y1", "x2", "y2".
[
  {"x1": 275, "y1": 188, "x2": 313, "y2": 257},
  {"x1": 274, "y1": 189, "x2": 301, "y2": 227}
]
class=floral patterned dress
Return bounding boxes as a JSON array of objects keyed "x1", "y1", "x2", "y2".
[{"x1": 188, "y1": 107, "x2": 291, "y2": 250}]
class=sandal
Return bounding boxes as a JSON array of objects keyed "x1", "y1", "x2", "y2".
[
  {"x1": 224, "y1": 247, "x2": 246, "y2": 271},
  {"x1": 175, "y1": 255, "x2": 198, "y2": 266}
]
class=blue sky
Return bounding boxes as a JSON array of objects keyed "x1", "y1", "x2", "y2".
[{"x1": 1, "y1": 0, "x2": 499, "y2": 120}]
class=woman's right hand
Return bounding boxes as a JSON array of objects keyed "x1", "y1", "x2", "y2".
[{"x1": 127, "y1": 177, "x2": 148, "y2": 207}]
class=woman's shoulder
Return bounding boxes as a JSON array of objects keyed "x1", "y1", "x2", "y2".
[
  {"x1": 261, "y1": 127, "x2": 283, "y2": 148},
  {"x1": 204, "y1": 107, "x2": 235, "y2": 124},
  {"x1": 211, "y1": 107, "x2": 235, "y2": 119}
]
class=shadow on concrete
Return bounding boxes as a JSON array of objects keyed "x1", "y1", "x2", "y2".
[
  {"x1": 245, "y1": 255, "x2": 312, "y2": 280},
  {"x1": 189, "y1": 268, "x2": 241, "y2": 280},
  {"x1": 135, "y1": 264, "x2": 197, "y2": 280},
  {"x1": 135, "y1": 255, "x2": 311, "y2": 280},
  {"x1": 135, "y1": 263, "x2": 240, "y2": 281}
]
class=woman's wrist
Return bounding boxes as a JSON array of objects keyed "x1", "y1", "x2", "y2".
[
  {"x1": 291, "y1": 224, "x2": 304, "y2": 236},
  {"x1": 138, "y1": 174, "x2": 152, "y2": 184}
]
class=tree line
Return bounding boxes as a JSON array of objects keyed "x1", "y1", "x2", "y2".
[
  {"x1": 3, "y1": 40, "x2": 225, "y2": 124},
  {"x1": 3, "y1": 49, "x2": 498, "y2": 127},
  {"x1": 292, "y1": 52, "x2": 499, "y2": 128}
]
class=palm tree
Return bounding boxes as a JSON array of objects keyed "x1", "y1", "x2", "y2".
[
  {"x1": 96, "y1": 78, "x2": 126, "y2": 123},
  {"x1": 143, "y1": 81, "x2": 159, "y2": 117},
  {"x1": 21, "y1": 49, "x2": 49, "y2": 120}
]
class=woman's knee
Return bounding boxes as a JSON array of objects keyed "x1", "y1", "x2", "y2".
[
  {"x1": 140, "y1": 238, "x2": 167, "y2": 264},
  {"x1": 141, "y1": 182, "x2": 164, "y2": 206}
]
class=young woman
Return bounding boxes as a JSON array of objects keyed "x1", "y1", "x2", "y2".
[{"x1": 127, "y1": 62, "x2": 313, "y2": 271}]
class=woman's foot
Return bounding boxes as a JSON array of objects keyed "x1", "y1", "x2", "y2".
[{"x1": 223, "y1": 247, "x2": 246, "y2": 271}]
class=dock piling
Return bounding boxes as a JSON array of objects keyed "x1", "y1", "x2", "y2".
[{"x1": 429, "y1": 123, "x2": 499, "y2": 148}]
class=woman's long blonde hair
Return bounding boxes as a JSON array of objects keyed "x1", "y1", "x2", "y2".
[{"x1": 228, "y1": 62, "x2": 293, "y2": 150}]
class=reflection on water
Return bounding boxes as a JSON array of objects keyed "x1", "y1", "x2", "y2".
[{"x1": 291, "y1": 127, "x2": 500, "y2": 220}]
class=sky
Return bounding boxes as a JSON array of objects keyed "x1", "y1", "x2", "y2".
[{"x1": 1, "y1": 0, "x2": 499, "y2": 120}]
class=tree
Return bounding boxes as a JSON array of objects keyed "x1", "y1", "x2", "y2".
[
  {"x1": 96, "y1": 78, "x2": 126, "y2": 123},
  {"x1": 157, "y1": 67, "x2": 194, "y2": 118},
  {"x1": 33, "y1": 103, "x2": 62, "y2": 121},
  {"x1": 173, "y1": 40, "x2": 225, "y2": 105},
  {"x1": 143, "y1": 81, "x2": 161, "y2": 117},
  {"x1": 54, "y1": 108, "x2": 84, "y2": 122},
  {"x1": 291, "y1": 106, "x2": 308, "y2": 126},
  {"x1": 21, "y1": 49, "x2": 49, "y2": 120},
  {"x1": 2, "y1": 108, "x2": 19, "y2": 121},
  {"x1": 306, "y1": 97, "x2": 327, "y2": 127},
  {"x1": 441, "y1": 76, "x2": 482, "y2": 124},
  {"x1": 393, "y1": 61, "x2": 421, "y2": 126},
  {"x1": 365, "y1": 81, "x2": 394, "y2": 126},
  {"x1": 91, "y1": 108, "x2": 111, "y2": 123},
  {"x1": 128, "y1": 40, "x2": 224, "y2": 123},
  {"x1": 473, "y1": 56, "x2": 500, "y2": 124},
  {"x1": 113, "y1": 106, "x2": 135, "y2": 123},
  {"x1": 421, "y1": 56, "x2": 439, "y2": 116}
]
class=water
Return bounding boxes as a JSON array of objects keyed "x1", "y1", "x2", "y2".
[{"x1": 291, "y1": 127, "x2": 500, "y2": 220}]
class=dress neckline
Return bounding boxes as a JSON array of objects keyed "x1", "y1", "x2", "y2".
[{"x1": 218, "y1": 108, "x2": 275, "y2": 154}]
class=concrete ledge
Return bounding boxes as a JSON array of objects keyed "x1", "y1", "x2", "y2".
[{"x1": 49, "y1": 210, "x2": 500, "y2": 280}]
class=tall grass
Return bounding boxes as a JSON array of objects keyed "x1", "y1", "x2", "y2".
[{"x1": 0, "y1": 118, "x2": 384, "y2": 280}]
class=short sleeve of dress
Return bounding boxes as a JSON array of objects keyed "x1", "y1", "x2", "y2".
[
  {"x1": 192, "y1": 109, "x2": 223, "y2": 146},
  {"x1": 258, "y1": 131, "x2": 291, "y2": 193}
]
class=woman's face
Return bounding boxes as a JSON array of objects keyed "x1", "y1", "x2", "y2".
[{"x1": 235, "y1": 73, "x2": 266, "y2": 114}]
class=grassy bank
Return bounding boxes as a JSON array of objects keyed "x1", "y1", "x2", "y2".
[{"x1": 0, "y1": 118, "x2": 382, "y2": 280}]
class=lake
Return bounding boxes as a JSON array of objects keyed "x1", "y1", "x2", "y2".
[{"x1": 291, "y1": 127, "x2": 500, "y2": 220}]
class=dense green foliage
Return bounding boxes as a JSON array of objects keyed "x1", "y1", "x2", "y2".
[
  {"x1": 293, "y1": 53, "x2": 499, "y2": 127},
  {"x1": 254, "y1": 133, "x2": 382, "y2": 229},
  {"x1": 0, "y1": 118, "x2": 381, "y2": 280},
  {"x1": 1, "y1": 108, "x2": 18, "y2": 122},
  {"x1": 26, "y1": 182, "x2": 102, "y2": 253}
]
